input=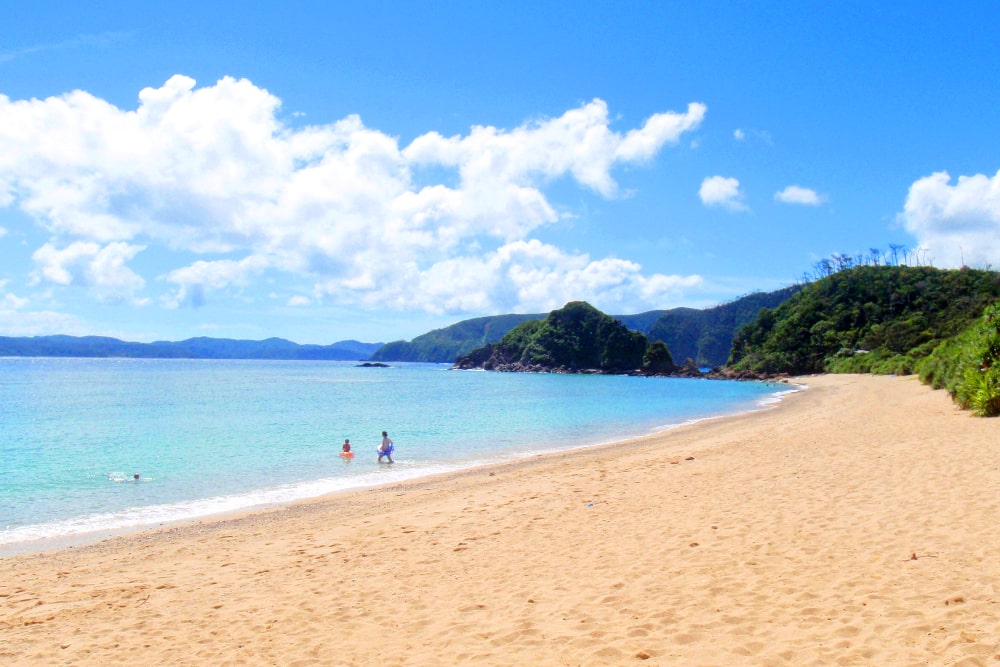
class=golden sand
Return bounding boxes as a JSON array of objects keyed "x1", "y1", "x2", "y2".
[{"x1": 2, "y1": 374, "x2": 998, "y2": 665}]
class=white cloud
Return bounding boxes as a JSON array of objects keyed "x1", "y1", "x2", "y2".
[
  {"x1": 405, "y1": 100, "x2": 705, "y2": 199},
  {"x1": 733, "y1": 128, "x2": 745, "y2": 141},
  {"x1": 30, "y1": 241, "x2": 147, "y2": 302},
  {"x1": 162, "y1": 255, "x2": 270, "y2": 308},
  {"x1": 0, "y1": 76, "x2": 707, "y2": 315},
  {"x1": 614, "y1": 103, "x2": 706, "y2": 164},
  {"x1": 1, "y1": 291, "x2": 29, "y2": 309},
  {"x1": 899, "y1": 170, "x2": 1000, "y2": 268},
  {"x1": 699, "y1": 176, "x2": 748, "y2": 212},
  {"x1": 774, "y1": 185, "x2": 826, "y2": 206},
  {"x1": 287, "y1": 295, "x2": 311, "y2": 307},
  {"x1": 313, "y1": 238, "x2": 703, "y2": 316},
  {"x1": 0, "y1": 226, "x2": 7, "y2": 238}
]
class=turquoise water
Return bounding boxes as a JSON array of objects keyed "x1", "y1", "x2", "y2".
[{"x1": 0, "y1": 358, "x2": 793, "y2": 553}]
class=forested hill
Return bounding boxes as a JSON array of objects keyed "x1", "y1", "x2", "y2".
[
  {"x1": 0, "y1": 335, "x2": 382, "y2": 360},
  {"x1": 370, "y1": 314, "x2": 546, "y2": 362},
  {"x1": 372, "y1": 289, "x2": 800, "y2": 364},
  {"x1": 647, "y1": 286, "x2": 802, "y2": 367},
  {"x1": 453, "y1": 301, "x2": 659, "y2": 374},
  {"x1": 728, "y1": 265, "x2": 1000, "y2": 376}
]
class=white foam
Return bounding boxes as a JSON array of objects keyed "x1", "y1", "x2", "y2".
[{"x1": 0, "y1": 463, "x2": 471, "y2": 554}]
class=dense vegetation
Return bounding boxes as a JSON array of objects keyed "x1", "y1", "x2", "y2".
[
  {"x1": 919, "y1": 301, "x2": 1000, "y2": 416},
  {"x1": 0, "y1": 335, "x2": 380, "y2": 360},
  {"x1": 375, "y1": 290, "x2": 800, "y2": 364},
  {"x1": 728, "y1": 266, "x2": 1000, "y2": 414},
  {"x1": 454, "y1": 301, "x2": 665, "y2": 373},
  {"x1": 370, "y1": 314, "x2": 543, "y2": 362},
  {"x1": 449, "y1": 263, "x2": 1000, "y2": 415},
  {"x1": 647, "y1": 286, "x2": 801, "y2": 367}
]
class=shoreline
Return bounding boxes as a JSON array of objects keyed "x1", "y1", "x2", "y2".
[
  {"x1": 3, "y1": 374, "x2": 998, "y2": 665},
  {"x1": 1, "y1": 378, "x2": 799, "y2": 558}
]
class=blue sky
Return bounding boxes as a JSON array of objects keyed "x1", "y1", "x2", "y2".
[{"x1": 2, "y1": 2, "x2": 999, "y2": 344}]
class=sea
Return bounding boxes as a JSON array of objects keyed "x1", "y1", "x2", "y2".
[{"x1": 0, "y1": 357, "x2": 796, "y2": 555}]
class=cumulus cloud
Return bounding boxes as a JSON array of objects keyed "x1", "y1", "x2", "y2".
[
  {"x1": 162, "y1": 255, "x2": 270, "y2": 308},
  {"x1": 733, "y1": 128, "x2": 745, "y2": 141},
  {"x1": 774, "y1": 185, "x2": 826, "y2": 206},
  {"x1": 0, "y1": 76, "x2": 707, "y2": 315},
  {"x1": 31, "y1": 241, "x2": 147, "y2": 302},
  {"x1": 313, "y1": 238, "x2": 702, "y2": 316},
  {"x1": 699, "y1": 176, "x2": 747, "y2": 212},
  {"x1": 899, "y1": 170, "x2": 1000, "y2": 268}
]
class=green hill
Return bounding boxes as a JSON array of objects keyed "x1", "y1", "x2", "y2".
[
  {"x1": 373, "y1": 289, "x2": 800, "y2": 364},
  {"x1": 614, "y1": 310, "x2": 668, "y2": 334},
  {"x1": 729, "y1": 265, "x2": 1000, "y2": 376},
  {"x1": 370, "y1": 313, "x2": 545, "y2": 362},
  {"x1": 646, "y1": 286, "x2": 802, "y2": 367},
  {"x1": 454, "y1": 301, "x2": 660, "y2": 374}
]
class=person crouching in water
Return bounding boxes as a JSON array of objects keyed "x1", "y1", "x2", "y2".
[{"x1": 377, "y1": 431, "x2": 394, "y2": 463}]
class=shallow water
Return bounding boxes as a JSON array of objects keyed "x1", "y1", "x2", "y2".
[{"x1": 0, "y1": 358, "x2": 790, "y2": 552}]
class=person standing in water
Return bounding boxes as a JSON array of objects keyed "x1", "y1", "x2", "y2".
[{"x1": 377, "y1": 431, "x2": 394, "y2": 463}]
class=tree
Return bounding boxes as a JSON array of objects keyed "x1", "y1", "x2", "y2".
[{"x1": 642, "y1": 341, "x2": 675, "y2": 373}]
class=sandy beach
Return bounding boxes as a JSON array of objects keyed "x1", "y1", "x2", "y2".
[{"x1": 2, "y1": 373, "x2": 998, "y2": 665}]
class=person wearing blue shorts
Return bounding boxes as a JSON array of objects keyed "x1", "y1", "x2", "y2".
[{"x1": 378, "y1": 431, "x2": 394, "y2": 463}]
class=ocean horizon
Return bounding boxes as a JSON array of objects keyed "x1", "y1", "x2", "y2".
[{"x1": 1, "y1": 357, "x2": 796, "y2": 555}]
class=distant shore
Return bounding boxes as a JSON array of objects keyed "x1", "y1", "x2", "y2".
[
  {"x1": 2, "y1": 374, "x2": 997, "y2": 665},
  {"x1": 0, "y1": 334, "x2": 381, "y2": 361}
]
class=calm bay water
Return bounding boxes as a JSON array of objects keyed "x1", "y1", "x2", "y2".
[{"x1": 0, "y1": 358, "x2": 792, "y2": 553}]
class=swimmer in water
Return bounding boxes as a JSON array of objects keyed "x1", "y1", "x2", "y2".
[{"x1": 340, "y1": 439, "x2": 354, "y2": 460}]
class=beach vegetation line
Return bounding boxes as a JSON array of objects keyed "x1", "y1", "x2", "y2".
[{"x1": 728, "y1": 264, "x2": 1000, "y2": 415}]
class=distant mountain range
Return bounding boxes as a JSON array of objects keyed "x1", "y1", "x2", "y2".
[
  {"x1": 0, "y1": 335, "x2": 382, "y2": 361},
  {"x1": 8, "y1": 266, "x2": 999, "y2": 416},
  {"x1": 2, "y1": 286, "x2": 801, "y2": 365},
  {"x1": 370, "y1": 314, "x2": 545, "y2": 363},
  {"x1": 373, "y1": 286, "x2": 803, "y2": 366}
]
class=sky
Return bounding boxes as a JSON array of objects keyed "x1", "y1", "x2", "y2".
[{"x1": 1, "y1": 2, "x2": 999, "y2": 345}]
